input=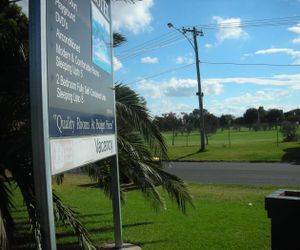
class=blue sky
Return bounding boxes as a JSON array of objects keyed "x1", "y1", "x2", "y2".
[
  {"x1": 18, "y1": 0, "x2": 300, "y2": 117},
  {"x1": 112, "y1": 0, "x2": 300, "y2": 117}
]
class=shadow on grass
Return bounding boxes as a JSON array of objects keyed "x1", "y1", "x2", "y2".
[
  {"x1": 57, "y1": 242, "x2": 82, "y2": 250},
  {"x1": 11, "y1": 232, "x2": 35, "y2": 250},
  {"x1": 174, "y1": 150, "x2": 201, "y2": 161},
  {"x1": 13, "y1": 208, "x2": 28, "y2": 213},
  {"x1": 79, "y1": 212, "x2": 112, "y2": 218},
  {"x1": 282, "y1": 144, "x2": 300, "y2": 164},
  {"x1": 56, "y1": 221, "x2": 153, "y2": 239},
  {"x1": 12, "y1": 221, "x2": 156, "y2": 249},
  {"x1": 77, "y1": 183, "x2": 100, "y2": 188}
]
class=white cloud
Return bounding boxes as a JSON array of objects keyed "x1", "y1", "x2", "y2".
[
  {"x1": 176, "y1": 57, "x2": 184, "y2": 64},
  {"x1": 113, "y1": 57, "x2": 123, "y2": 71},
  {"x1": 138, "y1": 77, "x2": 224, "y2": 99},
  {"x1": 255, "y1": 48, "x2": 300, "y2": 57},
  {"x1": 136, "y1": 74, "x2": 300, "y2": 116},
  {"x1": 137, "y1": 73, "x2": 300, "y2": 101},
  {"x1": 164, "y1": 78, "x2": 197, "y2": 97},
  {"x1": 292, "y1": 37, "x2": 300, "y2": 44},
  {"x1": 205, "y1": 43, "x2": 213, "y2": 48},
  {"x1": 141, "y1": 56, "x2": 159, "y2": 64},
  {"x1": 17, "y1": 0, "x2": 154, "y2": 35},
  {"x1": 112, "y1": 0, "x2": 154, "y2": 34},
  {"x1": 148, "y1": 99, "x2": 193, "y2": 116},
  {"x1": 288, "y1": 22, "x2": 300, "y2": 45},
  {"x1": 138, "y1": 78, "x2": 195, "y2": 98},
  {"x1": 207, "y1": 74, "x2": 300, "y2": 88},
  {"x1": 256, "y1": 47, "x2": 292, "y2": 55},
  {"x1": 288, "y1": 22, "x2": 300, "y2": 34},
  {"x1": 176, "y1": 54, "x2": 193, "y2": 64},
  {"x1": 293, "y1": 59, "x2": 300, "y2": 65},
  {"x1": 209, "y1": 89, "x2": 294, "y2": 117},
  {"x1": 213, "y1": 16, "x2": 249, "y2": 44},
  {"x1": 255, "y1": 47, "x2": 300, "y2": 64},
  {"x1": 202, "y1": 79, "x2": 224, "y2": 95},
  {"x1": 240, "y1": 53, "x2": 253, "y2": 60}
]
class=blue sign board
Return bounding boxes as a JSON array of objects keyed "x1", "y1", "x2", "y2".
[{"x1": 46, "y1": 0, "x2": 116, "y2": 174}]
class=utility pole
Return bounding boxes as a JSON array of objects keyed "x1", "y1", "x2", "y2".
[{"x1": 168, "y1": 24, "x2": 205, "y2": 151}]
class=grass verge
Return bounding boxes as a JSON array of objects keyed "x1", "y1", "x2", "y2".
[
  {"x1": 164, "y1": 129, "x2": 300, "y2": 162},
  {"x1": 11, "y1": 174, "x2": 292, "y2": 249}
]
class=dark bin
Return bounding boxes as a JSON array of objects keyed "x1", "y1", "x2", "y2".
[{"x1": 265, "y1": 189, "x2": 300, "y2": 250}]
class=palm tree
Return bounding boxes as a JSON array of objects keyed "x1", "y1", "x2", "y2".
[
  {"x1": 88, "y1": 84, "x2": 193, "y2": 212},
  {"x1": 0, "y1": 1, "x2": 192, "y2": 249},
  {"x1": 0, "y1": 1, "x2": 95, "y2": 249}
]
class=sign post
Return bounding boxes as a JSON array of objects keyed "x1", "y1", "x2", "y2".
[
  {"x1": 29, "y1": 0, "x2": 122, "y2": 248},
  {"x1": 29, "y1": 1, "x2": 57, "y2": 249},
  {"x1": 111, "y1": 155, "x2": 123, "y2": 248}
]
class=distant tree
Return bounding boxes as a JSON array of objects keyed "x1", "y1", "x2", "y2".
[
  {"x1": 219, "y1": 114, "x2": 234, "y2": 131},
  {"x1": 261, "y1": 123, "x2": 268, "y2": 131},
  {"x1": 156, "y1": 112, "x2": 181, "y2": 145},
  {"x1": 280, "y1": 121, "x2": 297, "y2": 141},
  {"x1": 233, "y1": 117, "x2": 244, "y2": 131},
  {"x1": 184, "y1": 122, "x2": 193, "y2": 146},
  {"x1": 252, "y1": 122, "x2": 261, "y2": 132},
  {"x1": 243, "y1": 108, "x2": 258, "y2": 129},
  {"x1": 284, "y1": 109, "x2": 300, "y2": 124},
  {"x1": 266, "y1": 109, "x2": 284, "y2": 129},
  {"x1": 180, "y1": 113, "x2": 193, "y2": 146},
  {"x1": 190, "y1": 108, "x2": 201, "y2": 129},
  {"x1": 204, "y1": 111, "x2": 219, "y2": 145},
  {"x1": 155, "y1": 112, "x2": 180, "y2": 132},
  {"x1": 258, "y1": 106, "x2": 267, "y2": 123}
]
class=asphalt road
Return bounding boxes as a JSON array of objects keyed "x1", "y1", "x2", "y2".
[{"x1": 165, "y1": 162, "x2": 300, "y2": 186}]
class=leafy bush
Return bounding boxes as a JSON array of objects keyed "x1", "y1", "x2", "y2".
[{"x1": 280, "y1": 121, "x2": 298, "y2": 142}]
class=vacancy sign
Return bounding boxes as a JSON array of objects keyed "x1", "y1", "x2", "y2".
[{"x1": 46, "y1": 0, "x2": 116, "y2": 174}]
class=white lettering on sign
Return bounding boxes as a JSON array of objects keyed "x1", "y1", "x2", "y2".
[{"x1": 92, "y1": 0, "x2": 109, "y2": 20}]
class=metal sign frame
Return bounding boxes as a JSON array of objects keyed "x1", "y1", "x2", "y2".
[{"x1": 29, "y1": 0, "x2": 122, "y2": 248}]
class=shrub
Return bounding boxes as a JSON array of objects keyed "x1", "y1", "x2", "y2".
[{"x1": 280, "y1": 121, "x2": 298, "y2": 141}]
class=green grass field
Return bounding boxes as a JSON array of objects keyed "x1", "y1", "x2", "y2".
[
  {"x1": 164, "y1": 128, "x2": 300, "y2": 162},
  {"x1": 11, "y1": 174, "x2": 290, "y2": 249}
]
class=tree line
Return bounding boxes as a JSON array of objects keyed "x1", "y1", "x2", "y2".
[{"x1": 155, "y1": 106, "x2": 300, "y2": 144}]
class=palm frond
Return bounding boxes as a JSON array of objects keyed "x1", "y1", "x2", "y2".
[
  {"x1": 152, "y1": 168, "x2": 194, "y2": 214},
  {"x1": 113, "y1": 32, "x2": 127, "y2": 48},
  {"x1": 0, "y1": 209, "x2": 9, "y2": 250},
  {"x1": 116, "y1": 84, "x2": 168, "y2": 159},
  {"x1": 89, "y1": 84, "x2": 193, "y2": 212},
  {"x1": 53, "y1": 193, "x2": 96, "y2": 250},
  {"x1": 0, "y1": 167, "x2": 14, "y2": 250},
  {"x1": 118, "y1": 132, "x2": 192, "y2": 212}
]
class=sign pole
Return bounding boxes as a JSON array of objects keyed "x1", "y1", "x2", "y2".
[
  {"x1": 110, "y1": 1, "x2": 123, "y2": 247},
  {"x1": 29, "y1": 0, "x2": 57, "y2": 249},
  {"x1": 111, "y1": 155, "x2": 123, "y2": 248}
]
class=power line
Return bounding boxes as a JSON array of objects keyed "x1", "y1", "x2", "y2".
[
  {"x1": 116, "y1": 34, "x2": 184, "y2": 60},
  {"x1": 117, "y1": 35, "x2": 185, "y2": 61},
  {"x1": 196, "y1": 15, "x2": 300, "y2": 30},
  {"x1": 201, "y1": 61, "x2": 300, "y2": 67},
  {"x1": 114, "y1": 15, "x2": 300, "y2": 62},
  {"x1": 199, "y1": 21, "x2": 300, "y2": 30},
  {"x1": 122, "y1": 61, "x2": 300, "y2": 85},
  {"x1": 115, "y1": 31, "x2": 178, "y2": 56}
]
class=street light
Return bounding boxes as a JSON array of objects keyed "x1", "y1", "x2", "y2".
[{"x1": 167, "y1": 22, "x2": 205, "y2": 151}]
